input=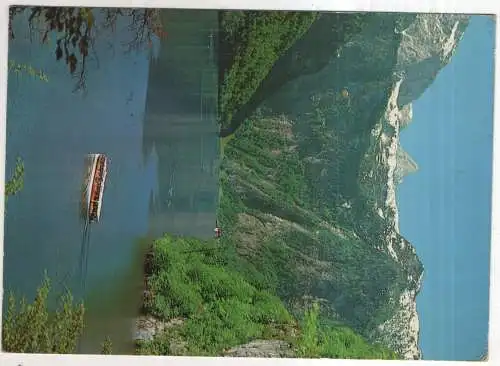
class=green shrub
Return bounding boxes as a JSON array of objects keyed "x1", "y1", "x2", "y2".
[
  {"x1": 2, "y1": 275, "x2": 85, "y2": 353},
  {"x1": 5, "y1": 157, "x2": 24, "y2": 204},
  {"x1": 100, "y1": 336, "x2": 113, "y2": 355},
  {"x1": 296, "y1": 303, "x2": 321, "y2": 357},
  {"x1": 8, "y1": 60, "x2": 49, "y2": 82},
  {"x1": 296, "y1": 302, "x2": 399, "y2": 359},
  {"x1": 139, "y1": 234, "x2": 294, "y2": 356}
]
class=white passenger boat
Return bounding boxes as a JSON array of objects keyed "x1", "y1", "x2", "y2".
[{"x1": 81, "y1": 153, "x2": 108, "y2": 223}]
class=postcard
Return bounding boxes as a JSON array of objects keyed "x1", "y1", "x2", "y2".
[{"x1": 0, "y1": 3, "x2": 496, "y2": 364}]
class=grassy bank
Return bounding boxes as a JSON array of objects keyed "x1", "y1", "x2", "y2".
[
  {"x1": 219, "y1": 134, "x2": 236, "y2": 157},
  {"x1": 137, "y1": 235, "x2": 295, "y2": 356},
  {"x1": 136, "y1": 234, "x2": 399, "y2": 359}
]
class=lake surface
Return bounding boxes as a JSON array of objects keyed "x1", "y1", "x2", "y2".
[{"x1": 3, "y1": 9, "x2": 219, "y2": 354}]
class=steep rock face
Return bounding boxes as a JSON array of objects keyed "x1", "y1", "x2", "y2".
[
  {"x1": 395, "y1": 146, "x2": 419, "y2": 184},
  {"x1": 224, "y1": 340, "x2": 294, "y2": 358},
  {"x1": 364, "y1": 79, "x2": 423, "y2": 359},
  {"x1": 363, "y1": 14, "x2": 469, "y2": 359},
  {"x1": 219, "y1": 13, "x2": 469, "y2": 360},
  {"x1": 397, "y1": 103, "x2": 413, "y2": 130},
  {"x1": 396, "y1": 14, "x2": 470, "y2": 106}
]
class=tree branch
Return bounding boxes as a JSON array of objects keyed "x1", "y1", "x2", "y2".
[{"x1": 8, "y1": 6, "x2": 165, "y2": 92}]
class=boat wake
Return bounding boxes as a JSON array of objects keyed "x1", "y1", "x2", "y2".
[
  {"x1": 79, "y1": 219, "x2": 92, "y2": 293},
  {"x1": 78, "y1": 153, "x2": 108, "y2": 294}
]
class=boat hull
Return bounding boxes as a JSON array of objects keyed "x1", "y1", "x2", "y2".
[{"x1": 81, "y1": 153, "x2": 108, "y2": 223}]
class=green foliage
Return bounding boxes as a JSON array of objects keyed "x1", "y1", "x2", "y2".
[
  {"x1": 218, "y1": 12, "x2": 377, "y2": 137},
  {"x1": 6, "y1": 58, "x2": 48, "y2": 203},
  {"x1": 217, "y1": 101, "x2": 410, "y2": 339},
  {"x1": 296, "y1": 303, "x2": 398, "y2": 359},
  {"x1": 8, "y1": 60, "x2": 49, "y2": 82},
  {"x1": 136, "y1": 332, "x2": 173, "y2": 355},
  {"x1": 5, "y1": 157, "x2": 25, "y2": 202},
  {"x1": 138, "y1": 234, "x2": 294, "y2": 356},
  {"x1": 6, "y1": 58, "x2": 42, "y2": 205},
  {"x1": 219, "y1": 11, "x2": 317, "y2": 127},
  {"x1": 181, "y1": 295, "x2": 291, "y2": 355},
  {"x1": 2, "y1": 275, "x2": 85, "y2": 353},
  {"x1": 296, "y1": 303, "x2": 320, "y2": 357},
  {"x1": 100, "y1": 336, "x2": 113, "y2": 355}
]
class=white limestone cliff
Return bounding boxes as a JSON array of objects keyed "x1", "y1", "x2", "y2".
[{"x1": 374, "y1": 14, "x2": 469, "y2": 359}]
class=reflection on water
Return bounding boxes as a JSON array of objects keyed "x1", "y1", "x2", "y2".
[
  {"x1": 143, "y1": 9, "x2": 219, "y2": 240},
  {"x1": 79, "y1": 236, "x2": 152, "y2": 354},
  {"x1": 3, "y1": 9, "x2": 219, "y2": 354}
]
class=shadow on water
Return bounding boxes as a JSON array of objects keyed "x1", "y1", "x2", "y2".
[{"x1": 142, "y1": 9, "x2": 220, "y2": 240}]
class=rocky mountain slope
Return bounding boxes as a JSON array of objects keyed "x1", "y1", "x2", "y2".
[
  {"x1": 357, "y1": 14, "x2": 469, "y2": 359},
  {"x1": 218, "y1": 13, "x2": 469, "y2": 360}
]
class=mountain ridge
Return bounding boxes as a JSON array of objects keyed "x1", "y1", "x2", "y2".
[
  {"x1": 358, "y1": 14, "x2": 469, "y2": 358},
  {"x1": 138, "y1": 11, "x2": 471, "y2": 359},
  {"x1": 217, "y1": 12, "x2": 469, "y2": 360}
]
